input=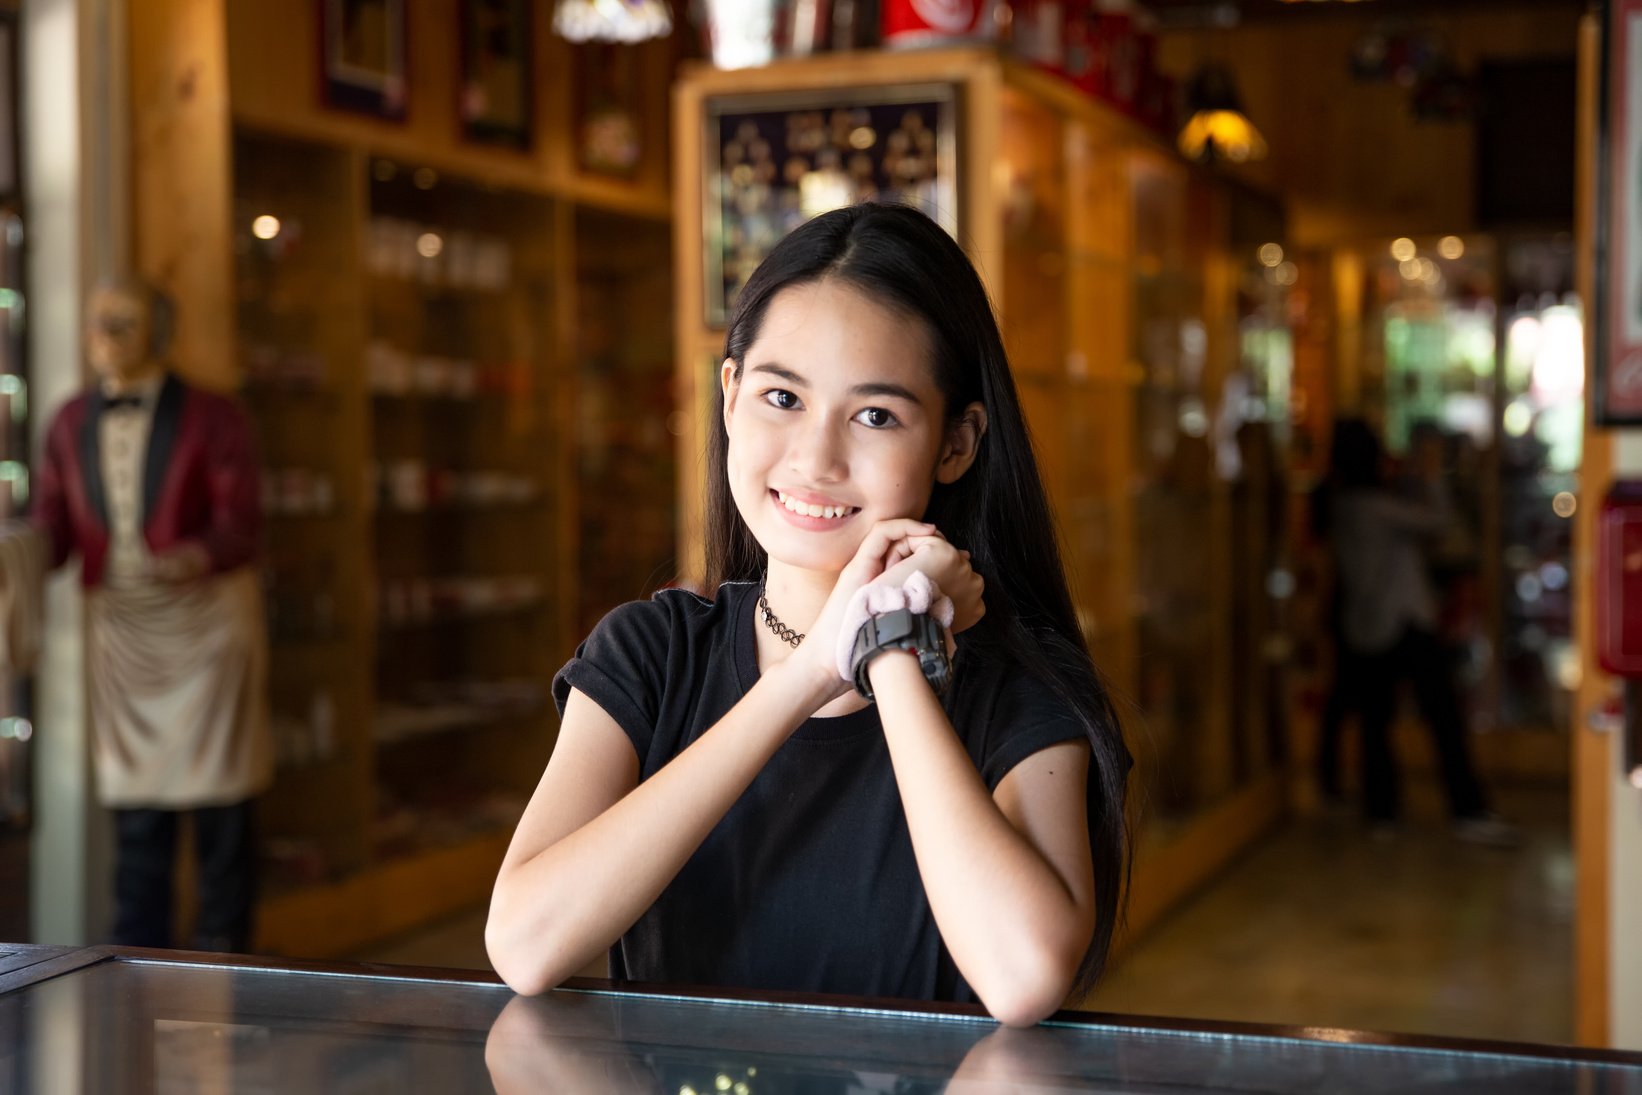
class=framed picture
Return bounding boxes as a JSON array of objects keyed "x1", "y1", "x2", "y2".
[
  {"x1": 459, "y1": 0, "x2": 533, "y2": 150},
  {"x1": 574, "y1": 44, "x2": 645, "y2": 180},
  {"x1": 318, "y1": 0, "x2": 408, "y2": 121},
  {"x1": 1597, "y1": 0, "x2": 1642, "y2": 424},
  {"x1": 702, "y1": 83, "x2": 962, "y2": 328},
  {"x1": 0, "y1": 15, "x2": 16, "y2": 202}
]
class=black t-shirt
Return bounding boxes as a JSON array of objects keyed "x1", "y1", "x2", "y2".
[{"x1": 551, "y1": 580, "x2": 1087, "y2": 1004}]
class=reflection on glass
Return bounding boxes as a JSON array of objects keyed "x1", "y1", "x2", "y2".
[{"x1": 3, "y1": 957, "x2": 1639, "y2": 1093}]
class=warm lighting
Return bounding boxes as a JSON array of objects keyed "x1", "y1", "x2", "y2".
[
  {"x1": 1274, "y1": 260, "x2": 1299, "y2": 286},
  {"x1": 416, "y1": 233, "x2": 443, "y2": 258},
  {"x1": 251, "y1": 215, "x2": 281, "y2": 240},
  {"x1": 1178, "y1": 110, "x2": 1268, "y2": 163},
  {"x1": 1438, "y1": 235, "x2": 1465, "y2": 260},
  {"x1": 553, "y1": 0, "x2": 672, "y2": 43},
  {"x1": 1177, "y1": 66, "x2": 1267, "y2": 164},
  {"x1": 1258, "y1": 242, "x2": 1284, "y2": 267},
  {"x1": 413, "y1": 167, "x2": 438, "y2": 190},
  {"x1": 1552, "y1": 491, "x2": 1578, "y2": 518},
  {"x1": 1390, "y1": 237, "x2": 1417, "y2": 263},
  {"x1": 1398, "y1": 258, "x2": 1421, "y2": 280}
]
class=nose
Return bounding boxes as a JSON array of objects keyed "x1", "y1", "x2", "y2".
[{"x1": 787, "y1": 413, "x2": 847, "y2": 484}]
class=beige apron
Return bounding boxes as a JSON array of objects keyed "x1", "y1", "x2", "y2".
[{"x1": 88, "y1": 566, "x2": 272, "y2": 808}]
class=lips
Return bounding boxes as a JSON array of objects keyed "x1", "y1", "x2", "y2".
[{"x1": 773, "y1": 489, "x2": 859, "y2": 522}]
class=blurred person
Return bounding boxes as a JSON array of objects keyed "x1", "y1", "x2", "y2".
[
  {"x1": 1309, "y1": 431, "x2": 1359, "y2": 805},
  {"x1": 1325, "y1": 418, "x2": 1514, "y2": 845},
  {"x1": 0, "y1": 278, "x2": 271, "y2": 950}
]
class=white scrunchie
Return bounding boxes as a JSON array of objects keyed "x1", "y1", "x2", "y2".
[{"x1": 834, "y1": 569, "x2": 955, "y2": 684}]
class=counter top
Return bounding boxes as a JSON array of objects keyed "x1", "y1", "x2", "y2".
[{"x1": 3, "y1": 945, "x2": 1640, "y2": 1092}]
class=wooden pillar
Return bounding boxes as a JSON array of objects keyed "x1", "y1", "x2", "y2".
[{"x1": 128, "y1": 0, "x2": 235, "y2": 392}]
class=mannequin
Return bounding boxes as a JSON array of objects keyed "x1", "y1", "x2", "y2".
[{"x1": 26, "y1": 277, "x2": 271, "y2": 951}]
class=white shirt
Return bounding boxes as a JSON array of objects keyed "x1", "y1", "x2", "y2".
[{"x1": 98, "y1": 375, "x2": 163, "y2": 588}]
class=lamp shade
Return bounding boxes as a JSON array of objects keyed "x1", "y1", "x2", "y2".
[{"x1": 1177, "y1": 64, "x2": 1268, "y2": 163}]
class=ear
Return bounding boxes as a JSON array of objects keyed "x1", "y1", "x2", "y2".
[
  {"x1": 935, "y1": 402, "x2": 988, "y2": 485},
  {"x1": 720, "y1": 358, "x2": 740, "y2": 431}
]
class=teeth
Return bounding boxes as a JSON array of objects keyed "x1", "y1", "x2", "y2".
[{"x1": 777, "y1": 491, "x2": 853, "y2": 520}]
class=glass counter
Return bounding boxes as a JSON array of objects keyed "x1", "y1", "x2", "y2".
[{"x1": 2, "y1": 946, "x2": 1639, "y2": 1093}]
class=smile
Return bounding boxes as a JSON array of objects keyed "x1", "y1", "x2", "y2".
[{"x1": 773, "y1": 489, "x2": 859, "y2": 522}]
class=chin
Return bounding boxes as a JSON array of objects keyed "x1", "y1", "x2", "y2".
[{"x1": 757, "y1": 531, "x2": 857, "y2": 576}]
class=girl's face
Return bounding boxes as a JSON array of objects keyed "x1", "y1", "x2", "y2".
[{"x1": 721, "y1": 279, "x2": 981, "y2": 575}]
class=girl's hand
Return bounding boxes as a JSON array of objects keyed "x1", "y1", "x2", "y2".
[
  {"x1": 785, "y1": 518, "x2": 936, "y2": 696},
  {"x1": 880, "y1": 535, "x2": 986, "y2": 634}
]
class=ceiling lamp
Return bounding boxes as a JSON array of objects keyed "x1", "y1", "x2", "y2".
[
  {"x1": 553, "y1": 0, "x2": 673, "y2": 43},
  {"x1": 1176, "y1": 65, "x2": 1268, "y2": 164}
]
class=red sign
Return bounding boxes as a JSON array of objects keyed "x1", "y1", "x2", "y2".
[
  {"x1": 1597, "y1": 483, "x2": 1642, "y2": 677},
  {"x1": 882, "y1": 0, "x2": 993, "y2": 47}
]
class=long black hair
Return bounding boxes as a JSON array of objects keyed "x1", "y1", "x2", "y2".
[{"x1": 705, "y1": 203, "x2": 1131, "y2": 994}]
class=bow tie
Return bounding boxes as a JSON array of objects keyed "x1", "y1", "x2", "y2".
[{"x1": 103, "y1": 394, "x2": 146, "y2": 412}]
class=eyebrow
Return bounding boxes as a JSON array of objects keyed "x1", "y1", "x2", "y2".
[{"x1": 746, "y1": 362, "x2": 923, "y2": 404}]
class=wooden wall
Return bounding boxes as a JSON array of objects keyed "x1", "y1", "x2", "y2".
[
  {"x1": 1156, "y1": 5, "x2": 1580, "y2": 246},
  {"x1": 226, "y1": 0, "x2": 674, "y2": 214}
]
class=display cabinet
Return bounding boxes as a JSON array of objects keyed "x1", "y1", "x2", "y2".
[
  {"x1": 128, "y1": 0, "x2": 686, "y2": 957},
  {"x1": 673, "y1": 50, "x2": 1293, "y2": 957},
  {"x1": 6, "y1": 946, "x2": 1642, "y2": 1093}
]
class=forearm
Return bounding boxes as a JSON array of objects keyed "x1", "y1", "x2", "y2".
[
  {"x1": 870, "y1": 653, "x2": 1086, "y2": 1025},
  {"x1": 488, "y1": 657, "x2": 838, "y2": 994}
]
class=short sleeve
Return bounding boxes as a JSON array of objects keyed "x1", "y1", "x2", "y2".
[
  {"x1": 552, "y1": 598, "x2": 672, "y2": 760},
  {"x1": 973, "y1": 670, "x2": 1089, "y2": 791}
]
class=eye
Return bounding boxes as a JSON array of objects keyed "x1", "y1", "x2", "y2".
[
  {"x1": 761, "y1": 389, "x2": 801, "y2": 410},
  {"x1": 854, "y1": 407, "x2": 899, "y2": 429}
]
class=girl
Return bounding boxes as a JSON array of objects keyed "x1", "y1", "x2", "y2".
[{"x1": 486, "y1": 203, "x2": 1131, "y2": 1026}]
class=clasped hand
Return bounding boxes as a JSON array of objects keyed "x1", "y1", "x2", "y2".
[{"x1": 787, "y1": 518, "x2": 986, "y2": 701}]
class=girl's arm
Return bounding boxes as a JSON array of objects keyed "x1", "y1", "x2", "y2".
[
  {"x1": 868, "y1": 650, "x2": 1096, "y2": 1028},
  {"x1": 485, "y1": 657, "x2": 838, "y2": 995},
  {"x1": 488, "y1": 517, "x2": 933, "y2": 995}
]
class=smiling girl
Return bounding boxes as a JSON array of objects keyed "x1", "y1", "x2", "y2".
[{"x1": 486, "y1": 203, "x2": 1131, "y2": 1027}]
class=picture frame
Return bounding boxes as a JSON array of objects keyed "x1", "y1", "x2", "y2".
[
  {"x1": 1597, "y1": 0, "x2": 1642, "y2": 424},
  {"x1": 0, "y1": 14, "x2": 17, "y2": 202},
  {"x1": 318, "y1": 0, "x2": 408, "y2": 122},
  {"x1": 459, "y1": 0, "x2": 534, "y2": 150},
  {"x1": 574, "y1": 43, "x2": 645, "y2": 180},
  {"x1": 702, "y1": 83, "x2": 962, "y2": 328}
]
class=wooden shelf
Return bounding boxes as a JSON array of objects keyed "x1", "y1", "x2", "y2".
[
  {"x1": 377, "y1": 601, "x2": 546, "y2": 634},
  {"x1": 373, "y1": 702, "x2": 547, "y2": 746},
  {"x1": 256, "y1": 829, "x2": 513, "y2": 960}
]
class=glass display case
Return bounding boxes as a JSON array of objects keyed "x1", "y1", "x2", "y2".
[{"x1": 3, "y1": 947, "x2": 1640, "y2": 1093}]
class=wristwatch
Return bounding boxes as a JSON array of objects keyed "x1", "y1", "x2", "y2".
[{"x1": 849, "y1": 608, "x2": 952, "y2": 702}]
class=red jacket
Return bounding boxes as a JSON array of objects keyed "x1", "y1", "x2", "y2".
[{"x1": 34, "y1": 373, "x2": 262, "y2": 587}]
